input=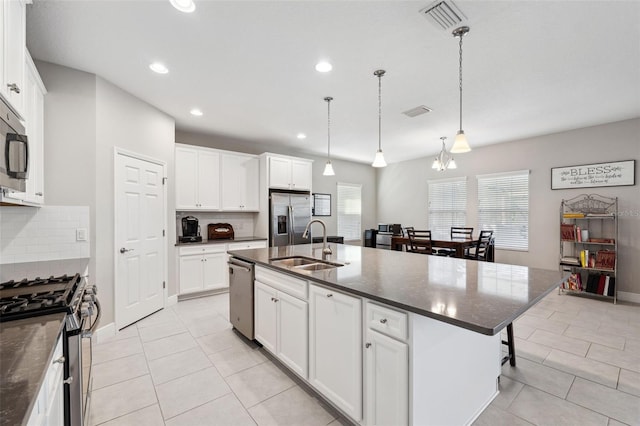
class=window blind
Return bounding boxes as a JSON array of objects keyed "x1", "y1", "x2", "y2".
[
  {"x1": 428, "y1": 177, "x2": 467, "y2": 240},
  {"x1": 477, "y1": 170, "x2": 529, "y2": 251},
  {"x1": 337, "y1": 183, "x2": 362, "y2": 241}
]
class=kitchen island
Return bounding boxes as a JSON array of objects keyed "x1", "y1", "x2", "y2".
[{"x1": 228, "y1": 243, "x2": 567, "y2": 426}]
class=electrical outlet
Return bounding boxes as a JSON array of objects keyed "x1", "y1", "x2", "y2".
[{"x1": 76, "y1": 228, "x2": 87, "y2": 241}]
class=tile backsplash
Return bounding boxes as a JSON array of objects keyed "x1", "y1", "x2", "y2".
[
  {"x1": 176, "y1": 211, "x2": 256, "y2": 241},
  {"x1": 0, "y1": 206, "x2": 90, "y2": 264}
]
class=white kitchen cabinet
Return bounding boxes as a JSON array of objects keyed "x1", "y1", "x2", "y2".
[
  {"x1": 309, "y1": 284, "x2": 362, "y2": 421},
  {"x1": 1, "y1": 50, "x2": 46, "y2": 206},
  {"x1": 364, "y1": 329, "x2": 408, "y2": 426},
  {"x1": 254, "y1": 267, "x2": 309, "y2": 378},
  {"x1": 178, "y1": 245, "x2": 227, "y2": 294},
  {"x1": 227, "y1": 240, "x2": 267, "y2": 251},
  {"x1": 221, "y1": 152, "x2": 259, "y2": 211},
  {"x1": 1, "y1": 0, "x2": 26, "y2": 117},
  {"x1": 267, "y1": 154, "x2": 312, "y2": 191},
  {"x1": 175, "y1": 145, "x2": 220, "y2": 210},
  {"x1": 27, "y1": 333, "x2": 65, "y2": 426}
]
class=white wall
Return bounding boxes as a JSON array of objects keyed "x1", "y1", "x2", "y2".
[
  {"x1": 35, "y1": 61, "x2": 176, "y2": 327},
  {"x1": 378, "y1": 118, "x2": 640, "y2": 295}
]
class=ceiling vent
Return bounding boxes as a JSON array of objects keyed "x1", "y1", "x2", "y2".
[
  {"x1": 402, "y1": 105, "x2": 433, "y2": 118},
  {"x1": 419, "y1": 1, "x2": 467, "y2": 31}
]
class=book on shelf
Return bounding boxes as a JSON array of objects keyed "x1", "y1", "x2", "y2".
[
  {"x1": 594, "y1": 250, "x2": 616, "y2": 270},
  {"x1": 589, "y1": 238, "x2": 615, "y2": 244},
  {"x1": 585, "y1": 273, "x2": 615, "y2": 296},
  {"x1": 563, "y1": 273, "x2": 582, "y2": 291},
  {"x1": 586, "y1": 213, "x2": 614, "y2": 218},
  {"x1": 576, "y1": 226, "x2": 582, "y2": 242},
  {"x1": 563, "y1": 212, "x2": 585, "y2": 218},
  {"x1": 580, "y1": 249, "x2": 589, "y2": 267},
  {"x1": 561, "y1": 256, "x2": 580, "y2": 265},
  {"x1": 560, "y1": 224, "x2": 576, "y2": 241}
]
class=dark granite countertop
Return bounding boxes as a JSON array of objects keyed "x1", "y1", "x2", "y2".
[
  {"x1": 0, "y1": 313, "x2": 66, "y2": 426},
  {"x1": 175, "y1": 236, "x2": 267, "y2": 246},
  {"x1": 228, "y1": 244, "x2": 568, "y2": 336}
]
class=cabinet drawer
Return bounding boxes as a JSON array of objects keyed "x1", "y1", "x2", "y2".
[
  {"x1": 179, "y1": 244, "x2": 226, "y2": 256},
  {"x1": 256, "y1": 266, "x2": 307, "y2": 300},
  {"x1": 227, "y1": 240, "x2": 267, "y2": 250},
  {"x1": 366, "y1": 301, "x2": 408, "y2": 341}
]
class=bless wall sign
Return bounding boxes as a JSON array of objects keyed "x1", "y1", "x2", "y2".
[{"x1": 551, "y1": 160, "x2": 635, "y2": 190}]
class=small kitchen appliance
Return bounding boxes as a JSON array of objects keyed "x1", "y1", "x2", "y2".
[
  {"x1": 180, "y1": 216, "x2": 202, "y2": 243},
  {"x1": 208, "y1": 223, "x2": 234, "y2": 240},
  {"x1": 1, "y1": 97, "x2": 29, "y2": 193}
]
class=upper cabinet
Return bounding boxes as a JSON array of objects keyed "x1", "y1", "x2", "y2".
[
  {"x1": 1, "y1": 0, "x2": 26, "y2": 118},
  {"x1": 0, "y1": 50, "x2": 46, "y2": 206},
  {"x1": 221, "y1": 152, "x2": 259, "y2": 211},
  {"x1": 266, "y1": 154, "x2": 313, "y2": 191},
  {"x1": 175, "y1": 144, "x2": 260, "y2": 212},
  {"x1": 175, "y1": 145, "x2": 220, "y2": 210}
]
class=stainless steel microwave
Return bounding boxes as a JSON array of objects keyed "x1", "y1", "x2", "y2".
[{"x1": 0, "y1": 98, "x2": 28, "y2": 193}]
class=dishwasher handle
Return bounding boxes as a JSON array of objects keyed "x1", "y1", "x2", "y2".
[{"x1": 228, "y1": 257, "x2": 254, "y2": 273}]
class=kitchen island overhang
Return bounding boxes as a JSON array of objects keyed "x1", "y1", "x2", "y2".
[
  {"x1": 228, "y1": 243, "x2": 568, "y2": 425},
  {"x1": 229, "y1": 243, "x2": 568, "y2": 337}
]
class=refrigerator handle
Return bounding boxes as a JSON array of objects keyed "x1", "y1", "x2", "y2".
[{"x1": 288, "y1": 204, "x2": 294, "y2": 245}]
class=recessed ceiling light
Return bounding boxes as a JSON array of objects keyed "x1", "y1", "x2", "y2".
[
  {"x1": 170, "y1": 0, "x2": 195, "y2": 13},
  {"x1": 149, "y1": 62, "x2": 169, "y2": 74},
  {"x1": 190, "y1": 108, "x2": 203, "y2": 116},
  {"x1": 296, "y1": 133, "x2": 307, "y2": 140},
  {"x1": 315, "y1": 62, "x2": 332, "y2": 73}
]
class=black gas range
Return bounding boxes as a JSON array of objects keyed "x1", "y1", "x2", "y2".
[{"x1": 0, "y1": 273, "x2": 100, "y2": 426}]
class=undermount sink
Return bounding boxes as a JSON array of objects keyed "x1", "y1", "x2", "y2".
[{"x1": 270, "y1": 256, "x2": 343, "y2": 270}]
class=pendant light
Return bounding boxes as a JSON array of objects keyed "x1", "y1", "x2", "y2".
[
  {"x1": 371, "y1": 69, "x2": 387, "y2": 168},
  {"x1": 451, "y1": 26, "x2": 471, "y2": 154},
  {"x1": 431, "y1": 137, "x2": 457, "y2": 171},
  {"x1": 323, "y1": 96, "x2": 335, "y2": 176}
]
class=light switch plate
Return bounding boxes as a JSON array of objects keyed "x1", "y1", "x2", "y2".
[{"x1": 76, "y1": 228, "x2": 87, "y2": 241}]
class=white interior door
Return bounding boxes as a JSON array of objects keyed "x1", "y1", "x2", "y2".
[{"x1": 116, "y1": 152, "x2": 165, "y2": 329}]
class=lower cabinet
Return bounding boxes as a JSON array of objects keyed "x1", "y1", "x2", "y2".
[
  {"x1": 254, "y1": 280, "x2": 308, "y2": 378},
  {"x1": 178, "y1": 245, "x2": 227, "y2": 294},
  {"x1": 27, "y1": 334, "x2": 65, "y2": 426},
  {"x1": 364, "y1": 329, "x2": 408, "y2": 426},
  {"x1": 309, "y1": 284, "x2": 362, "y2": 422}
]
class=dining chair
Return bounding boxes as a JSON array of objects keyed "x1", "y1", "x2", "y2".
[
  {"x1": 465, "y1": 230, "x2": 494, "y2": 261},
  {"x1": 403, "y1": 227, "x2": 414, "y2": 252},
  {"x1": 436, "y1": 227, "x2": 474, "y2": 256},
  {"x1": 407, "y1": 229, "x2": 432, "y2": 255}
]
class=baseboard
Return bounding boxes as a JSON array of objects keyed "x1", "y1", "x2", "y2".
[
  {"x1": 95, "y1": 322, "x2": 116, "y2": 344},
  {"x1": 617, "y1": 291, "x2": 640, "y2": 304},
  {"x1": 167, "y1": 294, "x2": 178, "y2": 306}
]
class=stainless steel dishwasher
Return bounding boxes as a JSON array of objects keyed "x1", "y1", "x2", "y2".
[{"x1": 228, "y1": 257, "x2": 255, "y2": 339}]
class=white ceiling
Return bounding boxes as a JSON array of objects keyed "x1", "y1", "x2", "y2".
[{"x1": 26, "y1": 0, "x2": 640, "y2": 164}]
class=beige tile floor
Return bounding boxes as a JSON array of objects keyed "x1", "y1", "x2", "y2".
[{"x1": 90, "y1": 291, "x2": 640, "y2": 426}]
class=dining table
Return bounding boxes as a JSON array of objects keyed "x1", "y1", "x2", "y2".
[{"x1": 391, "y1": 235, "x2": 478, "y2": 258}]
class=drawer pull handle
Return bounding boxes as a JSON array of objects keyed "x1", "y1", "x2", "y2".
[
  {"x1": 365, "y1": 342, "x2": 371, "y2": 348},
  {"x1": 326, "y1": 294, "x2": 333, "y2": 298},
  {"x1": 7, "y1": 83, "x2": 20, "y2": 93},
  {"x1": 380, "y1": 318, "x2": 388, "y2": 324},
  {"x1": 271, "y1": 297, "x2": 279, "y2": 302},
  {"x1": 53, "y1": 356, "x2": 65, "y2": 364}
]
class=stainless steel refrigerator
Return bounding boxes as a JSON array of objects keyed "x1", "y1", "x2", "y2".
[{"x1": 270, "y1": 191, "x2": 312, "y2": 246}]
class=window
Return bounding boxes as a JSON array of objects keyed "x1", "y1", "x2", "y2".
[
  {"x1": 477, "y1": 170, "x2": 529, "y2": 251},
  {"x1": 428, "y1": 177, "x2": 467, "y2": 240},
  {"x1": 337, "y1": 183, "x2": 362, "y2": 241}
]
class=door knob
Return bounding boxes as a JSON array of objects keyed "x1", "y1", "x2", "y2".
[{"x1": 120, "y1": 248, "x2": 134, "y2": 254}]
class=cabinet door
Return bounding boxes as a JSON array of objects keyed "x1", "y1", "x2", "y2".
[
  {"x1": 4, "y1": 0, "x2": 25, "y2": 115},
  {"x1": 269, "y1": 156, "x2": 291, "y2": 189},
  {"x1": 179, "y1": 255, "x2": 204, "y2": 294},
  {"x1": 365, "y1": 329, "x2": 408, "y2": 426},
  {"x1": 202, "y1": 251, "x2": 227, "y2": 290},
  {"x1": 221, "y1": 153, "x2": 258, "y2": 211},
  {"x1": 291, "y1": 159, "x2": 312, "y2": 191},
  {"x1": 175, "y1": 147, "x2": 199, "y2": 209},
  {"x1": 309, "y1": 285, "x2": 362, "y2": 421},
  {"x1": 242, "y1": 156, "x2": 259, "y2": 210},
  {"x1": 197, "y1": 150, "x2": 220, "y2": 210},
  {"x1": 255, "y1": 281, "x2": 278, "y2": 353},
  {"x1": 20, "y1": 54, "x2": 44, "y2": 204},
  {"x1": 277, "y1": 291, "x2": 308, "y2": 379}
]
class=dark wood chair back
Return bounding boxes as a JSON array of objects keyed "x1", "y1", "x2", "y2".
[
  {"x1": 403, "y1": 227, "x2": 414, "y2": 252},
  {"x1": 407, "y1": 229, "x2": 432, "y2": 255},
  {"x1": 466, "y1": 230, "x2": 494, "y2": 261},
  {"x1": 451, "y1": 227, "x2": 474, "y2": 239}
]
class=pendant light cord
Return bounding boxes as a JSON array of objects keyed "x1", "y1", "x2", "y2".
[
  {"x1": 378, "y1": 72, "x2": 382, "y2": 151},
  {"x1": 458, "y1": 31, "x2": 464, "y2": 131},
  {"x1": 327, "y1": 98, "x2": 331, "y2": 160}
]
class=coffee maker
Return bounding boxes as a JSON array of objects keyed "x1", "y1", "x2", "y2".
[{"x1": 180, "y1": 216, "x2": 202, "y2": 243}]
